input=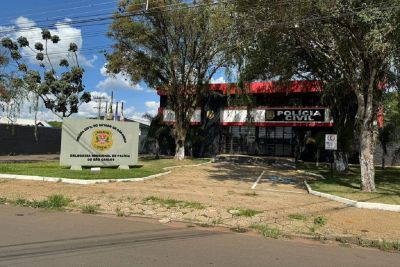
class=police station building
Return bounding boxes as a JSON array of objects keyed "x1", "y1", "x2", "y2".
[{"x1": 158, "y1": 81, "x2": 334, "y2": 157}]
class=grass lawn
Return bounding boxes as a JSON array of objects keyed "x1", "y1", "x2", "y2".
[
  {"x1": 0, "y1": 157, "x2": 208, "y2": 180},
  {"x1": 299, "y1": 163, "x2": 400, "y2": 205}
]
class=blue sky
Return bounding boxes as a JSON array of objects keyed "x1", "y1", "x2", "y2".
[{"x1": 0, "y1": 0, "x2": 228, "y2": 122}]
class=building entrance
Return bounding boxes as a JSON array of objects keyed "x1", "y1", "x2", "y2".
[{"x1": 222, "y1": 126, "x2": 294, "y2": 156}]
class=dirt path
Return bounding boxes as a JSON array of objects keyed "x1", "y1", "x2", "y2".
[{"x1": 0, "y1": 162, "x2": 399, "y2": 242}]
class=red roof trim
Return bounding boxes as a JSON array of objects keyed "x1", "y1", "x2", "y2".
[
  {"x1": 158, "y1": 81, "x2": 323, "y2": 96},
  {"x1": 221, "y1": 122, "x2": 334, "y2": 127},
  {"x1": 223, "y1": 106, "x2": 327, "y2": 110}
]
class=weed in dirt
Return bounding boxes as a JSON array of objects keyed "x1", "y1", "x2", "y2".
[
  {"x1": 46, "y1": 195, "x2": 71, "y2": 209},
  {"x1": 81, "y1": 204, "x2": 99, "y2": 214},
  {"x1": 11, "y1": 195, "x2": 71, "y2": 210},
  {"x1": 14, "y1": 198, "x2": 28, "y2": 206},
  {"x1": 314, "y1": 216, "x2": 328, "y2": 227},
  {"x1": 229, "y1": 208, "x2": 262, "y2": 217},
  {"x1": 115, "y1": 207, "x2": 125, "y2": 217},
  {"x1": 356, "y1": 237, "x2": 400, "y2": 251},
  {"x1": 0, "y1": 197, "x2": 7, "y2": 204},
  {"x1": 126, "y1": 197, "x2": 135, "y2": 203},
  {"x1": 144, "y1": 196, "x2": 204, "y2": 209},
  {"x1": 212, "y1": 218, "x2": 223, "y2": 225},
  {"x1": 184, "y1": 201, "x2": 205, "y2": 209},
  {"x1": 230, "y1": 226, "x2": 248, "y2": 233},
  {"x1": 288, "y1": 214, "x2": 307, "y2": 221},
  {"x1": 244, "y1": 191, "x2": 258, "y2": 197},
  {"x1": 227, "y1": 190, "x2": 236, "y2": 195},
  {"x1": 251, "y1": 224, "x2": 282, "y2": 239},
  {"x1": 0, "y1": 179, "x2": 8, "y2": 183}
]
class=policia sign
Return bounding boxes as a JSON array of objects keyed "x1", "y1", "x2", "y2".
[{"x1": 265, "y1": 108, "x2": 325, "y2": 122}]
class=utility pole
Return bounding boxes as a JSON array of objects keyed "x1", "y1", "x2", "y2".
[
  {"x1": 106, "y1": 91, "x2": 114, "y2": 120},
  {"x1": 93, "y1": 96, "x2": 107, "y2": 119},
  {"x1": 114, "y1": 101, "x2": 119, "y2": 121}
]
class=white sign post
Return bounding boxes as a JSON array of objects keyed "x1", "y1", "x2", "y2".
[
  {"x1": 325, "y1": 134, "x2": 337, "y2": 150},
  {"x1": 325, "y1": 134, "x2": 337, "y2": 179}
]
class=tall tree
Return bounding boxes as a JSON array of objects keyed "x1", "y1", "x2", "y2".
[
  {"x1": 0, "y1": 50, "x2": 27, "y2": 124},
  {"x1": 106, "y1": 0, "x2": 237, "y2": 159},
  {"x1": 237, "y1": 0, "x2": 400, "y2": 192},
  {"x1": 1, "y1": 29, "x2": 91, "y2": 119}
]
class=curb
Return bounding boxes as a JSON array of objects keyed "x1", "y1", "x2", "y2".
[
  {"x1": 0, "y1": 160, "x2": 211, "y2": 185},
  {"x1": 304, "y1": 181, "x2": 400, "y2": 212},
  {"x1": 296, "y1": 170, "x2": 325, "y2": 179}
]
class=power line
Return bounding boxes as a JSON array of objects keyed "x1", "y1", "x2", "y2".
[
  {"x1": 4, "y1": 0, "x2": 398, "y2": 60},
  {"x1": 0, "y1": 0, "x2": 231, "y2": 34},
  {"x1": 0, "y1": 0, "x2": 149, "y2": 29},
  {"x1": 0, "y1": 0, "x2": 119, "y2": 23}
]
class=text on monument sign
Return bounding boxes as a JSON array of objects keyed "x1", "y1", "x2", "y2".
[{"x1": 60, "y1": 118, "x2": 139, "y2": 167}]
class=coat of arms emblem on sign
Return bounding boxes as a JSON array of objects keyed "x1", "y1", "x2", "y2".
[
  {"x1": 265, "y1": 110, "x2": 275, "y2": 121},
  {"x1": 92, "y1": 129, "x2": 113, "y2": 151}
]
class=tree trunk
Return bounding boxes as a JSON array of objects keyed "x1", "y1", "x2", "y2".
[
  {"x1": 316, "y1": 148, "x2": 320, "y2": 167},
  {"x1": 334, "y1": 151, "x2": 348, "y2": 172},
  {"x1": 359, "y1": 126, "x2": 376, "y2": 192},
  {"x1": 155, "y1": 139, "x2": 160, "y2": 160},
  {"x1": 175, "y1": 140, "x2": 185, "y2": 160},
  {"x1": 174, "y1": 126, "x2": 187, "y2": 160},
  {"x1": 354, "y1": 71, "x2": 379, "y2": 192}
]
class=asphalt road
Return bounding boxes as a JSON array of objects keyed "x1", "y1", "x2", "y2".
[{"x1": 0, "y1": 205, "x2": 398, "y2": 267}]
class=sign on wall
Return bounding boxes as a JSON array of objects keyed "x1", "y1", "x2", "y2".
[
  {"x1": 221, "y1": 108, "x2": 332, "y2": 125},
  {"x1": 265, "y1": 109, "x2": 325, "y2": 122},
  {"x1": 325, "y1": 134, "x2": 338, "y2": 150},
  {"x1": 60, "y1": 118, "x2": 139, "y2": 169}
]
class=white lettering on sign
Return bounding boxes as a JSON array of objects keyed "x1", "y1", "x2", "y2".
[
  {"x1": 325, "y1": 134, "x2": 337, "y2": 150},
  {"x1": 276, "y1": 110, "x2": 323, "y2": 121}
]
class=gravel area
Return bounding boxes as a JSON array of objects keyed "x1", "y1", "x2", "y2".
[{"x1": 0, "y1": 161, "x2": 399, "y2": 242}]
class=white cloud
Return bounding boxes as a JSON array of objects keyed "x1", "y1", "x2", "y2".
[
  {"x1": 144, "y1": 101, "x2": 160, "y2": 115},
  {"x1": 11, "y1": 16, "x2": 97, "y2": 67},
  {"x1": 1, "y1": 91, "x2": 144, "y2": 122},
  {"x1": 210, "y1": 76, "x2": 226, "y2": 84},
  {"x1": 96, "y1": 65, "x2": 144, "y2": 91},
  {"x1": 15, "y1": 17, "x2": 35, "y2": 28},
  {"x1": 145, "y1": 101, "x2": 160, "y2": 109}
]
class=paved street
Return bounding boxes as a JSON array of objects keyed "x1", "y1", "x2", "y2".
[{"x1": 0, "y1": 205, "x2": 398, "y2": 267}]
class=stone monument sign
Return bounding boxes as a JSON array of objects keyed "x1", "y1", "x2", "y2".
[{"x1": 60, "y1": 118, "x2": 139, "y2": 170}]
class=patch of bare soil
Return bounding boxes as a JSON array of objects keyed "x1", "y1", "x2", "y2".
[{"x1": 0, "y1": 162, "x2": 399, "y2": 242}]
